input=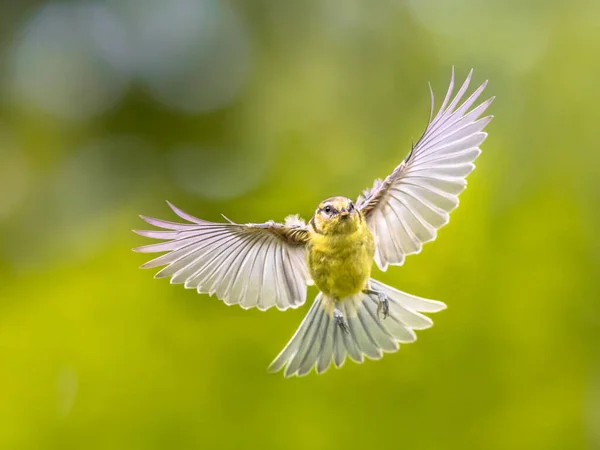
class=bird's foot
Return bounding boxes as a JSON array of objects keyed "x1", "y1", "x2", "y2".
[
  {"x1": 364, "y1": 289, "x2": 389, "y2": 320},
  {"x1": 376, "y1": 292, "x2": 390, "y2": 320},
  {"x1": 333, "y1": 308, "x2": 349, "y2": 334}
]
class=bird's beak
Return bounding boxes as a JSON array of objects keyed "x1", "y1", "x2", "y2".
[{"x1": 339, "y1": 209, "x2": 350, "y2": 218}]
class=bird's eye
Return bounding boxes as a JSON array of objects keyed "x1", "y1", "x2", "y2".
[
  {"x1": 348, "y1": 202, "x2": 354, "y2": 211},
  {"x1": 324, "y1": 205, "x2": 332, "y2": 214}
]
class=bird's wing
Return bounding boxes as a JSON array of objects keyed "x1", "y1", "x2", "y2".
[
  {"x1": 357, "y1": 69, "x2": 494, "y2": 270},
  {"x1": 133, "y1": 202, "x2": 311, "y2": 311}
]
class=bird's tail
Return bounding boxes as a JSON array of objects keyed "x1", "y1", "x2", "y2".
[{"x1": 268, "y1": 278, "x2": 446, "y2": 377}]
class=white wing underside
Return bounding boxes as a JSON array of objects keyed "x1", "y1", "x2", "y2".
[
  {"x1": 133, "y1": 202, "x2": 310, "y2": 311},
  {"x1": 359, "y1": 69, "x2": 494, "y2": 270}
]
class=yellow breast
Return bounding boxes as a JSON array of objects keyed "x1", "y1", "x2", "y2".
[{"x1": 306, "y1": 222, "x2": 375, "y2": 299}]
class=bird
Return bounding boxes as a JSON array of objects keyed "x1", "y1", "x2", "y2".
[{"x1": 133, "y1": 68, "x2": 493, "y2": 377}]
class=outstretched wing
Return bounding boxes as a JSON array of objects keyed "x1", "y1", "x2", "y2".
[
  {"x1": 357, "y1": 68, "x2": 494, "y2": 270},
  {"x1": 133, "y1": 202, "x2": 311, "y2": 311}
]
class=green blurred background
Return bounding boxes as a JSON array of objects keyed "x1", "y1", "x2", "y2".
[{"x1": 1, "y1": 0, "x2": 599, "y2": 449}]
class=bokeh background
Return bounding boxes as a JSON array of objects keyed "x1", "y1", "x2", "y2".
[{"x1": 1, "y1": 0, "x2": 599, "y2": 449}]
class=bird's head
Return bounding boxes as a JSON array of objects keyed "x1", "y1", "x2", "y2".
[{"x1": 311, "y1": 196, "x2": 361, "y2": 235}]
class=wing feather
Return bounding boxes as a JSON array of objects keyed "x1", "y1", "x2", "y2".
[
  {"x1": 358, "y1": 68, "x2": 494, "y2": 270},
  {"x1": 133, "y1": 202, "x2": 310, "y2": 311}
]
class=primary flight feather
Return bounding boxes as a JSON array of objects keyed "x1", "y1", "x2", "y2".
[{"x1": 133, "y1": 68, "x2": 494, "y2": 377}]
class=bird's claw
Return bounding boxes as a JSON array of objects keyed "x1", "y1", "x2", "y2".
[
  {"x1": 334, "y1": 308, "x2": 349, "y2": 334},
  {"x1": 364, "y1": 288, "x2": 390, "y2": 321},
  {"x1": 376, "y1": 292, "x2": 390, "y2": 320}
]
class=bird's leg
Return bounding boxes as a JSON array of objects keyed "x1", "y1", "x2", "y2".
[
  {"x1": 363, "y1": 289, "x2": 390, "y2": 320},
  {"x1": 333, "y1": 306, "x2": 349, "y2": 334}
]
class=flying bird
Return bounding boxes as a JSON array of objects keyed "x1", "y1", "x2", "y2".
[{"x1": 133, "y1": 69, "x2": 494, "y2": 377}]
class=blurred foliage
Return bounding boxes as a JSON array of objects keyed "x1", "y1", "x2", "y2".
[{"x1": 0, "y1": 0, "x2": 599, "y2": 449}]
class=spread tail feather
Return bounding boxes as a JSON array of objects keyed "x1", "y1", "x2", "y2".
[{"x1": 268, "y1": 278, "x2": 446, "y2": 377}]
